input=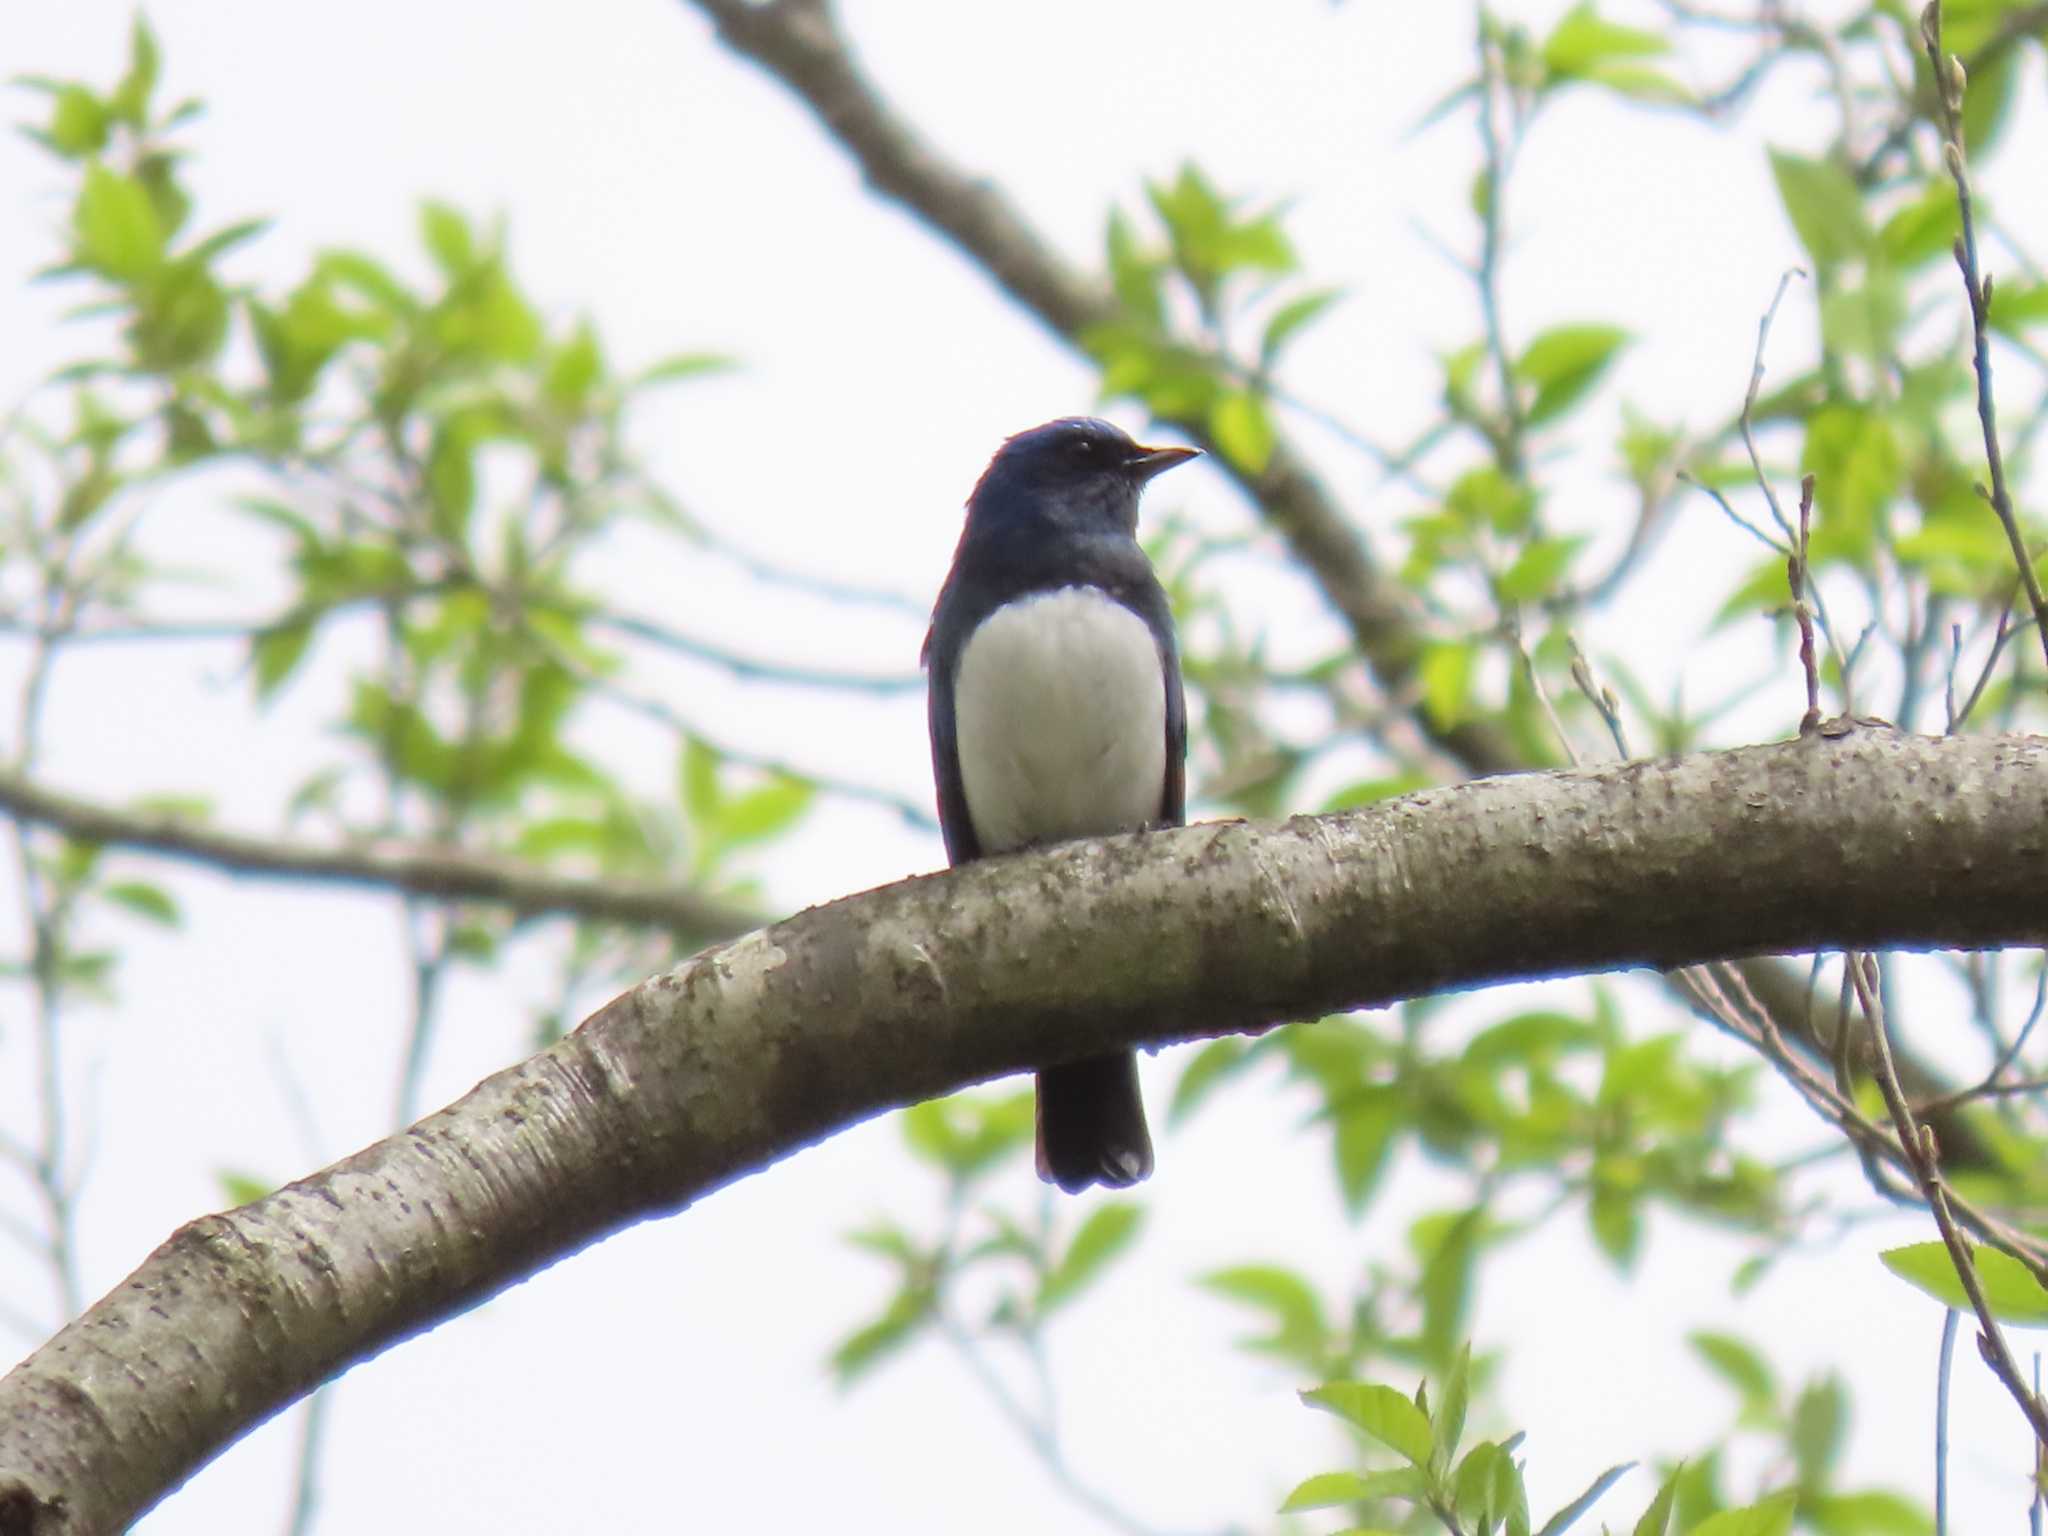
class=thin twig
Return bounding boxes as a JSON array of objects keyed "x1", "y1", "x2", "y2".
[
  {"x1": 0, "y1": 769, "x2": 762, "y2": 938},
  {"x1": 1741, "y1": 268, "x2": 1808, "y2": 546},
  {"x1": 1937, "y1": 1307, "x2": 1956, "y2": 1536},
  {"x1": 1789, "y1": 474, "x2": 1823, "y2": 734},
  {"x1": 1567, "y1": 639, "x2": 1630, "y2": 759},
  {"x1": 1857, "y1": 950, "x2": 2048, "y2": 1448},
  {"x1": 1916, "y1": 961, "x2": 2048, "y2": 1115},
  {"x1": 1920, "y1": 0, "x2": 2048, "y2": 672},
  {"x1": 1680, "y1": 472, "x2": 1788, "y2": 555}
]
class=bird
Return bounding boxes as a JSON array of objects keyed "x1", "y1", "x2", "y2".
[{"x1": 923, "y1": 416, "x2": 1199, "y2": 1192}]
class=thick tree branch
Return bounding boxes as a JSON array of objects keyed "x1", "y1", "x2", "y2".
[
  {"x1": 3, "y1": 729, "x2": 2046, "y2": 1532},
  {"x1": 0, "y1": 771, "x2": 760, "y2": 942}
]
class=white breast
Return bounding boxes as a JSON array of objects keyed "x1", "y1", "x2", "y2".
[{"x1": 952, "y1": 587, "x2": 1168, "y2": 854}]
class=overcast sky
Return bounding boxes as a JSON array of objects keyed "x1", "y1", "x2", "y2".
[{"x1": 3, "y1": 2, "x2": 2045, "y2": 1532}]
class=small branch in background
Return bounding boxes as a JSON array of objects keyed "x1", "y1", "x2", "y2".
[
  {"x1": 281, "y1": 1387, "x2": 331, "y2": 1536},
  {"x1": 1739, "y1": 267, "x2": 1807, "y2": 545},
  {"x1": 926, "y1": 1195, "x2": 1237, "y2": 1536},
  {"x1": 1916, "y1": 963, "x2": 2048, "y2": 1116},
  {"x1": 0, "y1": 602, "x2": 927, "y2": 698},
  {"x1": 1855, "y1": 949, "x2": 2048, "y2": 1449},
  {"x1": 566, "y1": 654, "x2": 940, "y2": 831},
  {"x1": 0, "y1": 769, "x2": 763, "y2": 939},
  {"x1": 1474, "y1": 15, "x2": 1528, "y2": 482},
  {"x1": 1567, "y1": 639, "x2": 1630, "y2": 759},
  {"x1": 1738, "y1": 271, "x2": 1856, "y2": 712},
  {"x1": 592, "y1": 608, "x2": 922, "y2": 694},
  {"x1": 1788, "y1": 475, "x2": 1823, "y2": 735},
  {"x1": 1949, "y1": 594, "x2": 2034, "y2": 732},
  {"x1": 4, "y1": 596, "x2": 87, "y2": 1326},
  {"x1": 1937, "y1": 1307, "x2": 1957, "y2": 1536},
  {"x1": 1681, "y1": 471, "x2": 1789, "y2": 555},
  {"x1": 1673, "y1": 959, "x2": 2043, "y2": 1263},
  {"x1": 1919, "y1": 0, "x2": 2048, "y2": 673}
]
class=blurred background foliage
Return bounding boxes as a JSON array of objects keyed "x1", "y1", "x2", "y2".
[{"x1": 6, "y1": 3, "x2": 2048, "y2": 1532}]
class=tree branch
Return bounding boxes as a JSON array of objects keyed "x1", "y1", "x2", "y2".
[
  {"x1": 676, "y1": 0, "x2": 1997, "y2": 1166},
  {"x1": 682, "y1": 0, "x2": 1524, "y2": 777},
  {"x1": 3, "y1": 728, "x2": 2046, "y2": 1532},
  {"x1": 0, "y1": 770, "x2": 761, "y2": 941}
]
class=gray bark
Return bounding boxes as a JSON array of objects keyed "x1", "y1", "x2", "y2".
[{"x1": 2, "y1": 728, "x2": 2045, "y2": 1533}]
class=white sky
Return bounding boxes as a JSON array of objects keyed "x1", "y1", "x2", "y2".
[{"x1": 2, "y1": 1, "x2": 2045, "y2": 1532}]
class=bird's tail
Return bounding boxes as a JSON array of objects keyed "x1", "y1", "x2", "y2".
[{"x1": 1036, "y1": 1052, "x2": 1154, "y2": 1193}]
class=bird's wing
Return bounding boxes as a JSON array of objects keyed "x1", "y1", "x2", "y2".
[
  {"x1": 925, "y1": 610, "x2": 985, "y2": 864},
  {"x1": 1161, "y1": 625, "x2": 1186, "y2": 828}
]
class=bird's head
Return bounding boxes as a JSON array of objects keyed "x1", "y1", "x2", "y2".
[{"x1": 966, "y1": 417, "x2": 1199, "y2": 536}]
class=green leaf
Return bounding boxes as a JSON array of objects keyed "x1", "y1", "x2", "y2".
[
  {"x1": 1801, "y1": 404, "x2": 1899, "y2": 553},
  {"x1": 1321, "y1": 772, "x2": 1430, "y2": 810},
  {"x1": 1203, "y1": 1265, "x2": 1328, "y2": 1362},
  {"x1": 1169, "y1": 1037, "x2": 1253, "y2": 1125},
  {"x1": 1416, "y1": 1210, "x2": 1483, "y2": 1363},
  {"x1": 110, "y1": 15, "x2": 161, "y2": 127},
  {"x1": 714, "y1": 775, "x2": 815, "y2": 849},
  {"x1": 1789, "y1": 1376, "x2": 1844, "y2": 1485},
  {"x1": 829, "y1": 1285, "x2": 933, "y2": 1385},
  {"x1": 251, "y1": 620, "x2": 316, "y2": 700},
  {"x1": 1989, "y1": 281, "x2": 2048, "y2": 339},
  {"x1": 1333, "y1": 1089, "x2": 1399, "y2": 1215},
  {"x1": 1280, "y1": 1467, "x2": 1426, "y2": 1512},
  {"x1": 1959, "y1": 45, "x2": 2019, "y2": 157},
  {"x1": 1280, "y1": 1471, "x2": 1372, "y2": 1512},
  {"x1": 545, "y1": 322, "x2": 605, "y2": 408},
  {"x1": 1803, "y1": 1491, "x2": 1930, "y2": 1536},
  {"x1": 57, "y1": 467, "x2": 120, "y2": 533},
  {"x1": 1302, "y1": 1382, "x2": 1435, "y2": 1467},
  {"x1": 1541, "y1": 4, "x2": 1667, "y2": 79},
  {"x1": 103, "y1": 881, "x2": 179, "y2": 927},
  {"x1": 1446, "y1": 464, "x2": 1535, "y2": 533},
  {"x1": 46, "y1": 85, "x2": 110, "y2": 157},
  {"x1": 1209, "y1": 390, "x2": 1275, "y2": 474},
  {"x1": 1689, "y1": 1331, "x2": 1777, "y2": 1419},
  {"x1": 1589, "y1": 1180, "x2": 1641, "y2": 1267},
  {"x1": 513, "y1": 816, "x2": 609, "y2": 860},
  {"x1": 633, "y1": 352, "x2": 736, "y2": 389},
  {"x1": 1685, "y1": 1488, "x2": 1798, "y2": 1536},
  {"x1": 1516, "y1": 324, "x2": 1628, "y2": 426},
  {"x1": 1767, "y1": 149, "x2": 1869, "y2": 269},
  {"x1": 679, "y1": 736, "x2": 721, "y2": 820},
  {"x1": 420, "y1": 200, "x2": 476, "y2": 276},
  {"x1": 1434, "y1": 1345, "x2": 1472, "y2": 1471},
  {"x1": 1260, "y1": 289, "x2": 1341, "y2": 369},
  {"x1": 1633, "y1": 1467, "x2": 1683, "y2": 1536},
  {"x1": 898, "y1": 1091, "x2": 1034, "y2": 1183},
  {"x1": 1453, "y1": 1441, "x2": 1523, "y2": 1529},
  {"x1": 1878, "y1": 179, "x2": 1961, "y2": 269},
  {"x1": 74, "y1": 161, "x2": 165, "y2": 279},
  {"x1": 185, "y1": 218, "x2": 271, "y2": 267},
  {"x1": 216, "y1": 1168, "x2": 271, "y2": 1208},
  {"x1": 425, "y1": 425, "x2": 477, "y2": 540},
  {"x1": 1419, "y1": 640, "x2": 1476, "y2": 730},
  {"x1": 1536, "y1": 1462, "x2": 1634, "y2": 1536},
  {"x1": 1818, "y1": 266, "x2": 1906, "y2": 361},
  {"x1": 1880, "y1": 1240, "x2": 2048, "y2": 1324},
  {"x1": 318, "y1": 249, "x2": 419, "y2": 316},
  {"x1": 1106, "y1": 208, "x2": 1165, "y2": 327},
  {"x1": 132, "y1": 259, "x2": 230, "y2": 371},
  {"x1": 1496, "y1": 535, "x2": 1585, "y2": 602},
  {"x1": 1573, "y1": 63, "x2": 1692, "y2": 104},
  {"x1": 1040, "y1": 1202, "x2": 1144, "y2": 1313}
]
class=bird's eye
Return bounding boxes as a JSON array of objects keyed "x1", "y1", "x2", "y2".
[{"x1": 1072, "y1": 438, "x2": 1095, "y2": 456}]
